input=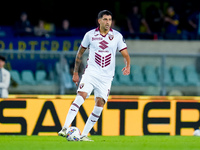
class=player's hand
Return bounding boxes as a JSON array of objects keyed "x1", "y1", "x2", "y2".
[
  {"x1": 122, "y1": 66, "x2": 130, "y2": 75},
  {"x1": 72, "y1": 72, "x2": 79, "y2": 86}
]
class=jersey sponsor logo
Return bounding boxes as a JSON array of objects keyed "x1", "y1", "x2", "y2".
[
  {"x1": 98, "y1": 50, "x2": 109, "y2": 53},
  {"x1": 99, "y1": 40, "x2": 108, "y2": 50},
  {"x1": 92, "y1": 37, "x2": 103, "y2": 41},
  {"x1": 95, "y1": 52, "x2": 111, "y2": 68}
]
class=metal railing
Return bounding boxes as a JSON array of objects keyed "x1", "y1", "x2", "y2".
[{"x1": 1, "y1": 50, "x2": 200, "y2": 95}]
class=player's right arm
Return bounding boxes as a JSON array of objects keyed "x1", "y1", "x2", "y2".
[
  {"x1": 72, "y1": 46, "x2": 87, "y2": 86},
  {"x1": 73, "y1": 31, "x2": 90, "y2": 86}
]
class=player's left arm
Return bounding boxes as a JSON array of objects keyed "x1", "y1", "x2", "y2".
[{"x1": 120, "y1": 49, "x2": 130, "y2": 75}]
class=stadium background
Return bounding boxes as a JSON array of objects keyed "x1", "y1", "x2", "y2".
[
  {"x1": 1, "y1": 0, "x2": 199, "y2": 27},
  {"x1": 1, "y1": 0, "x2": 200, "y2": 137}
]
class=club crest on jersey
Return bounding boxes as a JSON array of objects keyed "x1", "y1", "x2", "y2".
[
  {"x1": 79, "y1": 83, "x2": 84, "y2": 89},
  {"x1": 108, "y1": 35, "x2": 114, "y2": 40}
]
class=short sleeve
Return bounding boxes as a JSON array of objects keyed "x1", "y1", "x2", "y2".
[
  {"x1": 81, "y1": 32, "x2": 90, "y2": 48},
  {"x1": 117, "y1": 34, "x2": 127, "y2": 52}
]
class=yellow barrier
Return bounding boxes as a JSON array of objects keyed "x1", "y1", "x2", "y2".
[{"x1": 0, "y1": 95, "x2": 200, "y2": 136}]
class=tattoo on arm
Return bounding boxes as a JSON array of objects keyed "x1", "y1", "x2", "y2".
[{"x1": 74, "y1": 46, "x2": 86, "y2": 73}]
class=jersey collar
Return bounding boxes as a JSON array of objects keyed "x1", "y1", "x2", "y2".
[{"x1": 94, "y1": 27, "x2": 113, "y2": 37}]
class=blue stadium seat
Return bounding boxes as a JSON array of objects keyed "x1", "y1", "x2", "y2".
[
  {"x1": 116, "y1": 65, "x2": 132, "y2": 85},
  {"x1": 131, "y1": 65, "x2": 145, "y2": 85},
  {"x1": 170, "y1": 66, "x2": 186, "y2": 86},
  {"x1": 10, "y1": 70, "x2": 23, "y2": 85},
  {"x1": 184, "y1": 65, "x2": 199, "y2": 86},
  {"x1": 156, "y1": 66, "x2": 173, "y2": 86},
  {"x1": 143, "y1": 65, "x2": 159, "y2": 86},
  {"x1": 35, "y1": 70, "x2": 47, "y2": 84},
  {"x1": 21, "y1": 70, "x2": 36, "y2": 85},
  {"x1": 63, "y1": 72, "x2": 73, "y2": 88},
  {"x1": 112, "y1": 73, "x2": 120, "y2": 86}
]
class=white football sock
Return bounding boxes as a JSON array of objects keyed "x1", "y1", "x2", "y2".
[
  {"x1": 81, "y1": 106, "x2": 103, "y2": 136},
  {"x1": 63, "y1": 95, "x2": 84, "y2": 129}
]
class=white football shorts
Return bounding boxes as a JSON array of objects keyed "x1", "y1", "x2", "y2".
[{"x1": 77, "y1": 73, "x2": 112, "y2": 102}]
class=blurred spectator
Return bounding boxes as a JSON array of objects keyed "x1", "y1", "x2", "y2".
[
  {"x1": 127, "y1": 5, "x2": 151, "y2": 38},
  {"x1": 56, "y1": 19, "x2": 71, "y2": 36},
  {"x1": 146, "y1": 5, "x2": 163, "y2": 33},
  {"x1": 44, "y1": 22, "x2": 55, "y2": 36},
  {"x1": 164, "y1": 6, "x2": 180, "y2": 39},
  {"x1": 55, "y1": 57, "x2": 73, "y2": 89},
  {"x1": 14, "y1": 12, "x2": 33, "y2": 36},
  {"x1": 0, "y1": 55, "x2": 10, "y2": 98},
  {"x1": 179, "y1": 2, "x2": 194, "y2": 39},
  {"x1": 34, "y1": 20, "x2": 49, "y2": 37},
  {"x1": 111, "y1": 19, "x2": 121, "y2": 31},
  {"x1": 36, "y1": 62, "x2": 46, "y2": 71},
  {"x1": 188, "y1": 9, "x2": 200, "y2": 39}
]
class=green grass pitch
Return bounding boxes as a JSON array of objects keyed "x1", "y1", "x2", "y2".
[{"x1": 0, "y1": 136, "x2": 199, "y2": 150}]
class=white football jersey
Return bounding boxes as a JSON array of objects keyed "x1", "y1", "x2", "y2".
[
  {"x1": 81, "y1": 27, "x2": 127, "y2": 81},
  {"x1": 0, "y1": 68, "x2": 10, "y2": 98}
]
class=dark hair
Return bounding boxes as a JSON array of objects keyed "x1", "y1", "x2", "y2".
[
  {"x1": 0, "y1": 55, "x2": 6, "y2": 62},
  {"x1": 20, "y1": 11, "x2": 27, "y2": 16},
  {"x1": 98, "y1": 10, "x2": 112, "y2": 19}
]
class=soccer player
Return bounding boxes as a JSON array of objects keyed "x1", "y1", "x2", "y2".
[
  {"x1": 0, "y1": 55, "x2": 10, "y2": 98},
  {"x1": 58, "y1": 10, "x2": 130, "y2": 141}
]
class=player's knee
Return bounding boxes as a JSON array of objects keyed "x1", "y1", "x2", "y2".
[
  {"x1": 95, "y1": 97, "x2": 105, "y2": 107},
  {"x1": 77, "y1": 91, "x2": 87, "y2": 100}
]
